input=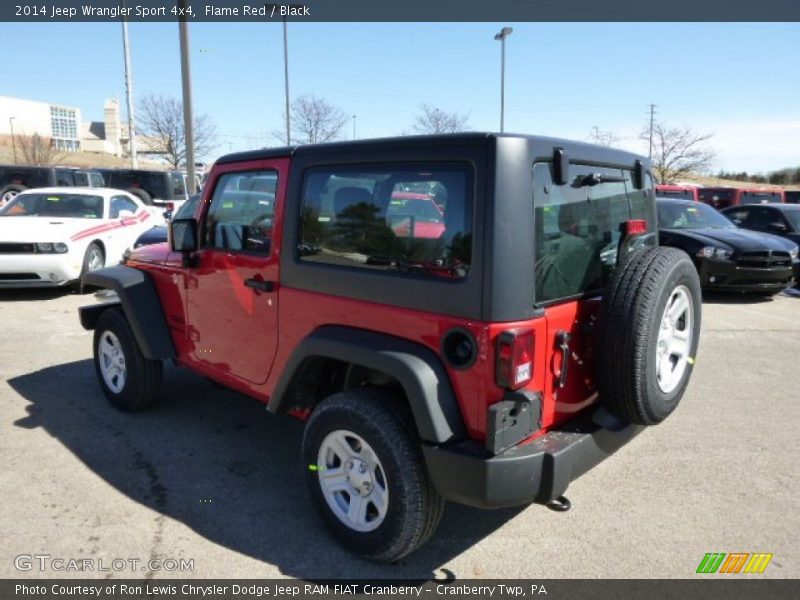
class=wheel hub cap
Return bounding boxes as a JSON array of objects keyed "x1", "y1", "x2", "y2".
[
  {"x1": 98, "y1": 331, "x2": 126, "y2": 394},
  {"x1": 317, "y1": 430, "x2": 389, "y2": 532},
  {"x1": 656, "y1": 285, "x2": 693, "y2": 394}
]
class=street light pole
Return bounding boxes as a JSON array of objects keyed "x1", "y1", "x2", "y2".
[
  {"x1": 494, "y1": 27, "x2": 513, "y2": 133},
  {"x1": 352, "y1": 115, "x2": 356, "y2": 140},
  {"x1": 9, "y1": 117, "x2": 17, "y2": 164},
  {"x1": 121, "y1": 0, "x2": 138, "y2": 168},
  {"x1": 178, "y1": 0, "x2": 196, "y2": 194},
  {"x1": 283, "y1": 18, "x2": 291, "y2": 145}
]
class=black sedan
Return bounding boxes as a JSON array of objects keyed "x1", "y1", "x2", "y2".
[
  {"x1": 657, "y1": 198, "x2": 799, "y2": 294},
  {"x1": 720, "y1": 203, "x2": 800, "y2": 248}
]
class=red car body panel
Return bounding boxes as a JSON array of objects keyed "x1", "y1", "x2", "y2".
[
  {"x1": 698, "y1": 186, "x2": 785, "y2": 208},
  {"x1": 655, "y1": 184, "x2": 700, "y2": 201}
]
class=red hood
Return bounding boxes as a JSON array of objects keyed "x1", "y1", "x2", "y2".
[{"x1": 127, "y1": 242, "x2": 172, "y2": 265}]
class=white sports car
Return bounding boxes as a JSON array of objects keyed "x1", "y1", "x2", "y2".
[{"x1": 0, "y1": 187, "x2": 159, "y2": 288}]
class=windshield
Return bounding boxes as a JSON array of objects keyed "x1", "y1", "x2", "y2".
[
  {"x1": 174, "y1": 194, "x2": 201, "y2": 219},
  {"x1": 657, "y1": 201, "x2": 735, "y2": 230},
  {"x1": 783, "y1": 210, "x2": 800, "y2": 230},
  {"x1": 0, "y1": 193, "x2": 104, "y2": 218}
]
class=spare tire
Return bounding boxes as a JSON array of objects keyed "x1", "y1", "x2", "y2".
[
  {"x1": 0, "y1": 184, "x2": 27, "y2": 205},
  {"x1": 596, "y1": 246, "x2": 701, "y2": 425},
  {"x1": 126, "y1": 187, "x2": 153, "y2": 206}
]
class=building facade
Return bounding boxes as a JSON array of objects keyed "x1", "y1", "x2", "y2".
[
  {"x1": 0, "y1": 95, "x2": 150, "y2": 158},
  {"x1": 0, "y1": 95, "x2": 83, "y2": 152}
]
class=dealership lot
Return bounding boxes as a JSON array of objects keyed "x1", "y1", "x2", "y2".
[{"x1": 0, "y1": 289, "x2": 797, "y2": 579}]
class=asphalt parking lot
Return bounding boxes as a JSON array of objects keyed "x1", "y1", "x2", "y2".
[{"x1": 0, "y1": 288, "x2": 798, "y2": 580}]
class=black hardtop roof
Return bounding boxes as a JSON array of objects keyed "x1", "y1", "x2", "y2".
[{"x1": 215, "y1": 132, "x2": 648, "y2": 167}]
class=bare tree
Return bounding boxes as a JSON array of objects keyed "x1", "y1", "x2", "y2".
[
  {"x1": 410, "y1": 105, "x2": 470, "y2": 134},
  {"x1": 588, "y1": 126, "x2": 620, "y2": 147},
  {"x1": 15, "y1": 133, "x2": 64, "y2": 166},
  {"x1": 274, "y1": 95, "x2": 348, "y2": 145},
  {"x1": 641, "y1": 122, "x2": 716, "y2": 183},
  {"x1": 137, "y1": 94, "x2": 217, "y2": 168}
]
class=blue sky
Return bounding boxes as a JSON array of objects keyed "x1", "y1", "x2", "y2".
[{"x1": 4, "y1": 22, "x2": 800, "y2": 171}]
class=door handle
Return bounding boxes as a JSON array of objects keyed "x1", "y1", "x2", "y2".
[
  {"x1": 556, "y1": 330, "x2": 571, "y2": 389},
  {"x1": 244, "y1": 278, "x2": 275, "y2": 292}
]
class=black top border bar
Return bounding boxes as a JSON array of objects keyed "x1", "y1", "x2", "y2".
[{"x1": 4, "y1": 0, "x2": 800, "y2": 22}]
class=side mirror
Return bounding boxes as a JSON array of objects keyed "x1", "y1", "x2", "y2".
[
  {"x1": 769, "y1": 222, "x2": 788, "y2": 234},
  {"x1": 117, "y1": 209, "x2": 135, "y2": 220},
  {"x1": 170, "y1": 218, "x2": 198, "y2": 253}
]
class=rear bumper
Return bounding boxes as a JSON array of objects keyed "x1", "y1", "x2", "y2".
[
  {"x1": 698, "y1": 258, "x2": 793, "y2": 292},
  {"x1": 422, "y1": 408, "x2": 643, "y2": 509}
]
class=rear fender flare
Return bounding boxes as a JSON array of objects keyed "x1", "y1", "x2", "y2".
[{"x1": 268, "y1": 326, "x2": 466, "y2": 444}]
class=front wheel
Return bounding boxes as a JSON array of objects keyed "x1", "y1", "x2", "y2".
[
  {"x1": 93, "y1": 308, "x2": 163, "y2": 411},
  {"x1": 301, "y1": 388, "x2": 444, "y2": 562}
]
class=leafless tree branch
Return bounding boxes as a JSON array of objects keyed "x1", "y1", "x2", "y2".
[
  {"x1": 137, "y1": 94, "x2": 217, "y2": 168},
  {"x1": 410, "y1": 105, "x2": 470, "y2": 134},
  {"x1": 15, "y1": 134, "x2": 64, "y2": 166},
  {"x1": 273, "y1": 95, "x2": 349, "y2": 145},
  {"x1": 640, "y1": 122, "x2": 716, "y2": 183}
]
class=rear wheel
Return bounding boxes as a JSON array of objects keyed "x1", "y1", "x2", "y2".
[
  {"x1": 301, "y1": 388, "x2": 444, "y2": 562},
  {"x1": 93, "y1": 308, "x2": 162, "y2": 411},
  {"x1": 596, "y1": 247, "x2": 702, "y2": 425}
]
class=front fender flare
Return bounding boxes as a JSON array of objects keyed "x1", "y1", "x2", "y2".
[
  {"x1": 268, "y1": 326, "x2": 466, "y2": 444},
  {"x1": 79, "y1": 265, "x2": 176, "y2": 360}
]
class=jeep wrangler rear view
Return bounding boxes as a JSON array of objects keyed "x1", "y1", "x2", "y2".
[{"x1": 79, "y1": 133, "x2": 701, "y2": 562}]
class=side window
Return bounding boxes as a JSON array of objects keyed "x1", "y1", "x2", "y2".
[
  {"x1": 204, "y1": 171, "x2": 277, "y2": 255},
  {"x1": 172, "y1": 173, "x2": 187, "y2": 198},
  {"x1": 55, "y1": 169, "x2": 73, "y2": 186},
  {"x1": 745, "y1": 208, "x2": 773, "y2": 231},
  {"x1": 298, "y1": 164, "x2": 472, "y2": 279},
  {"x1": 90, "y1": 173, "x2": 105, "y2": 187},
  {"x1": 534, "y1": 163, "x2": 638, "y2": 304},
  {"x1": 109, "y1": 195, "x2": 139, "y2": 218},
  {"x1": 725, "y1": 208, "x2": 750, "y2": 225}
]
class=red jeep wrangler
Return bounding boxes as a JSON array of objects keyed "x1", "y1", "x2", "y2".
[{"x1": 79, "y1": 134, "x2": 701, "y2": 562}]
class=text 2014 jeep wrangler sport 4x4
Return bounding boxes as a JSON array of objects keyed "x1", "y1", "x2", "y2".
[{"x1": 79, "y1": 134, "x2": 701, "y2": 561}]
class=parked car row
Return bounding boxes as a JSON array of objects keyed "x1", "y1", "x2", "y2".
[
  {"x1": 655, "y1": 183, "x2": 799, "y2": 207},
  {"x1": 656, "y1": 197, "x2": 799, "y2": 295},
  {"x1": 0, "y1": 163, "x2": 200, "y2": 216}
]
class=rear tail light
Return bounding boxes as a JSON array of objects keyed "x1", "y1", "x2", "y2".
[
  {"x1": 496, "y1": 330, "x2": 534, "y2": 389},
  {"x1": 623, "y1": 219, "x2": 647, "y2": 235},
  {"x1": 166, "y1": 202, "x2": 175, "y2": 211}
]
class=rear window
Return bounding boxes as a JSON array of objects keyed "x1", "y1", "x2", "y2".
[
  {"x1": 298, "y1": 164, "x2": 472, "y2": 279},
  {"x1": 699, "y1": 189, "x2": 734, "y2": 208},
  {"x1": 741, "y1": 192, "x2": 780, "y2": 205},
  {"x1": 0, "y1": 193, "x2": 104, "y2": 219},
  {"x1": 533, "y1": 163, "x2": 652, "y2": 304}
]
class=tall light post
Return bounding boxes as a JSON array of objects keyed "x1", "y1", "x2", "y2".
[
  {"x1": 121, "y1": 0, "x2": 137, "y2": 168},
  {"x1": 178, "y1": 0, "x2": 196, "y2": 194},
  {"x1": 352, "y1": 115, "x2": 356, "y2": 140},
  {"x1": 494, "y1": 26, "x2": 513, "y2": 133},
  {"x1": 9, "y1": 117, "x2": 17, "y2": 164},
  {"x1": 283, "y1": 18, "x2": 291, "y2": 145}
]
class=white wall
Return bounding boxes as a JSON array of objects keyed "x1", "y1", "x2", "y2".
[{"x1": 0, "y1": 96, "x2": 53, "y2": 137}]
